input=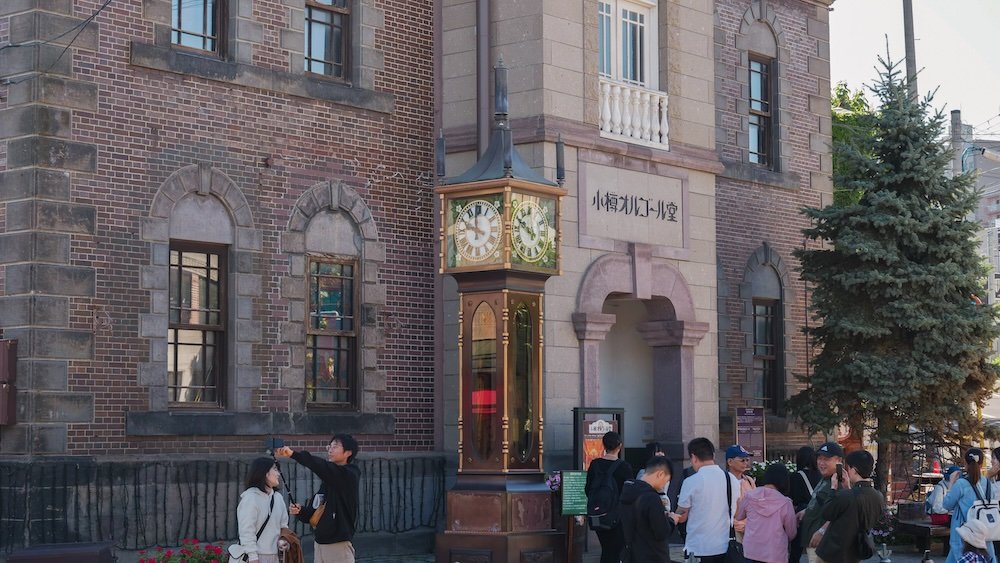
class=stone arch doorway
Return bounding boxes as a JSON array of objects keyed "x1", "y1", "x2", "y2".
[
  {"x1": 573, "y1": 251, "x2": 710, "y2": 456},
  {"x1": 598, "y1": 296, "x2": 654, "y2": 449}
]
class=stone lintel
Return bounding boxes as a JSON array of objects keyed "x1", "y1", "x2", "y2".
[
  {"x1": 130, "y1": 41, "x2": 395, "y2": 114},
  {"x1": 636, "y1": 320, "x2": 710, "y2": 348}
]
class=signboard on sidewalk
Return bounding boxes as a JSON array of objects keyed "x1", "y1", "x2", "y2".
[
  {"x1": 560, "y1": 471, "x2": 588, "y2": 516},
  {"x1": 735, "y1": 407, "x2": 765, "y2": 459}
]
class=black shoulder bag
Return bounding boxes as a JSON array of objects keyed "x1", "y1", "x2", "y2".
[
  {"x1": 240, "y1": 494, "x2": 276, "y2": 562},
  {"x1": 724, "y1": 471, "x2": 746, "y2": 563}
]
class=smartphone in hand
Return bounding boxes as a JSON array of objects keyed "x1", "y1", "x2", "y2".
[{"x1": 835, "y1": 463, "x2": 845, "y2": 486}]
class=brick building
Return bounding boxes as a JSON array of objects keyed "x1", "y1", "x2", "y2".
[
  {"x1": 0, "y1": 0, "x2": 441, "y2": 555},
  {"x1": 0, "y1": 0, "x2": 835, "y2": 558},
  {"x1": 713, "y1": 0, "x2": 834, "y2": 450}
]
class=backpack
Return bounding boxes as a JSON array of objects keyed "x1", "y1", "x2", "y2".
[
  {"x1": 966, "y1": 477, "x2": 1000, "y2": 541},
  {"x1": 587, "y1": 459, "x2": 623, "y2": 531}
]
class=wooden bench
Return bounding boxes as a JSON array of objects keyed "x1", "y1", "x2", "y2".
[{"x1": 895, "y1": 519, "x2": 950, "y2": 556}]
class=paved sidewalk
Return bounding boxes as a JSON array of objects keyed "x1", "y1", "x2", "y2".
[
  {"x1": 357, "y1": 556, "x2": 434, "y2": 563},
  {"x1": 354, "y1": 544, "x2": 944, "y2": 563}
]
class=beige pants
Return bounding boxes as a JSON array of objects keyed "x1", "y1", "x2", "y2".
[{"x1": 314, "y1": 541, "x2": 355, "y2": 563}]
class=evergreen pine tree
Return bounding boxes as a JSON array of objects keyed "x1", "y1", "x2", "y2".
[{"x1": 790, "y1": 56, "x2": 1000, "y2": 491}]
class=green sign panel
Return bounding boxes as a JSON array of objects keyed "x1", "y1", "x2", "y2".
[{"x1": 560, "y1": 470, "x2": 588, "y2": 516}]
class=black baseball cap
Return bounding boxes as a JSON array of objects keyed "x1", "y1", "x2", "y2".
[{"x1": 816, "y1": 442, "x2": 844, "y2": 458}]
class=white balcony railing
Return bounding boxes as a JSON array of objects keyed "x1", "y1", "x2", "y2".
[{"x1": 599, "y1": 77, "x2": 669, "y2": 149}]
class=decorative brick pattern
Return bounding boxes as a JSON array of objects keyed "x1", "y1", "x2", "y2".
[
  {"x1": 0, "y1": 0, "x2": 435, "y2": 456},
  {"x1": 714, "y1": 0, "x2": 833, "y2": 448}
]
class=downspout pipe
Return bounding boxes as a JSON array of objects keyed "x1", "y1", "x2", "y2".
[{"x1": 477, "y1": 0, "x2": 490, "y2": 156}]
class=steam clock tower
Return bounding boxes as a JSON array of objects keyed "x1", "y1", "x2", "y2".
[{"x1": 434, "y1": 60, "x2": 568, "y2": 562}]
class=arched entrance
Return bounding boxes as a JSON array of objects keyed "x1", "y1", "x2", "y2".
[
  {"x1": 572, "y1": 251, "x2": 710, "y2": 456},
  {"x1": 599, "y1": 297, "x2": 653, "y2": 448}
]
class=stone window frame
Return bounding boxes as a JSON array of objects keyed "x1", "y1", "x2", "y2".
[
  {"x1": 279, "y1": 180, "x2": 386, "y2": 414},
  {"x1": 736, "y1": 244, "x2": 796, "y2": 418},
  {"x1": 137, "y1": 163, "x2": 263, "y2": 414},
  {"x1": 718, "y1": 2, "x2": 802, "y2": 190},
  {"x1": 136, "y1": 0, "x2": 390, "y2": 112}
]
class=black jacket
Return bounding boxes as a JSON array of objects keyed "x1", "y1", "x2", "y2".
[
  {"x1": 292, "y1": 450, "x2": 361, "y2": 544},
  {"x1": 585, "y1": 458, "x2": 634, "y2": 499},
  {"x1": 620, "y1": 479, "x2": 675, "y2": 563},
  {"x1": 790, "y1": 468, "x2": 821, "y2": 512},
  {"x1": 816, "y1": 481, "x2": 884, "y2": 563}
]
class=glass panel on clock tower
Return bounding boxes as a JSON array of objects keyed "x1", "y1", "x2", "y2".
[
  {"x1": 509, "y1": 302, "x2": 537, "y2": 466},
  {"x1": 471, "y1": 302, "x2": 497, "y2": 461}
]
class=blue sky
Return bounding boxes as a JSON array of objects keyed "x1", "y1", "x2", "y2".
[{"x1": 830, "y1": 0, "x2": 1000, "y2": 138}]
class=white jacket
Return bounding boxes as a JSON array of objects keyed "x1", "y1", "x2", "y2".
[{"x1": 230, "y1": 487, "x2": 288, "y2": 561}]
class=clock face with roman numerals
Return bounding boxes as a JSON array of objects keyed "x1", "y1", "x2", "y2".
[
  {"x1": 454, "y1": 199, "x2": 503, "y2": 262},
  {"x1": 511, "y1": 200, "x2": 550, "y2": 262}
]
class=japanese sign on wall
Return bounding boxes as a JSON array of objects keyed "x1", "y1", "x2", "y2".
[{"x1": 581, "y1": 163, "x2": 684, "y2": 248}]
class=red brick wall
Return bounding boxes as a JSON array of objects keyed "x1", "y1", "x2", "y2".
[
  {"x1": 1, "y1": 0, "x2": 437, "y2": 455},
  {"x1": 714, "y1": 0, "x2": 831, "y2": 446}
]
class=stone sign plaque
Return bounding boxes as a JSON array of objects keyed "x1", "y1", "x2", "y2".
[{"x1": 581, "y1": 162, "x2": 684, "y2": 248}]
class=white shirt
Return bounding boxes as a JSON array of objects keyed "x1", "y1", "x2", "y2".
[{"x1": 678, "y1": 464, "x2": 740, "y2": 556}]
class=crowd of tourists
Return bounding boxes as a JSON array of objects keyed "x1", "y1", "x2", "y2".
[{"x1": 585, "y1": 433, "x2": 1000, "y2": 563}]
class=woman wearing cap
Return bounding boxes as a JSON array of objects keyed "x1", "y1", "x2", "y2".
[{"x1": 943, "y1": 448, "x2": 997, "y2": 563}]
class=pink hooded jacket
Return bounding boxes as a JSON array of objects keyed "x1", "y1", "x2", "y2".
[{"x1": 734, "y1": 485, "x2": 797, "y2": 563}]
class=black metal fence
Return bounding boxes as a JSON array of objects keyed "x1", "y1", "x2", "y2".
[{"x1": 0, "y1": 456, "x2": 445, "y2": 554}]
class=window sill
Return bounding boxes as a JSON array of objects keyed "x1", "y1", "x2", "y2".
[
  {"x1": 130, "y1": 42, "x2": 394, "y2": 114},
  {"x1": 720, "y1": 160, "x2": 801, "y2": 191},
  {"x1": 126, "y1": 410, "x2": 395, "y2": 436}
]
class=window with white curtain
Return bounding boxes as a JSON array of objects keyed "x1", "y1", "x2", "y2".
[{"x1": 597, "y1": 0, "x2": 658, "y2": 88}]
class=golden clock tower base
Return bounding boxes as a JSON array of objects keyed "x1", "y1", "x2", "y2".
[{"x1": 434, "y1": 59, "x2": 569, "y2": 563}]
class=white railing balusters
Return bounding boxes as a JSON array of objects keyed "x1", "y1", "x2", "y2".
[{"x1": 598, "y1": 77, "x2": 669, "y2": 149}]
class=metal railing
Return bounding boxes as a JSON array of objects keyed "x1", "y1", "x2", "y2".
[{"x1": 0, "y1": 456, "x2": 445, "y2": 553}]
